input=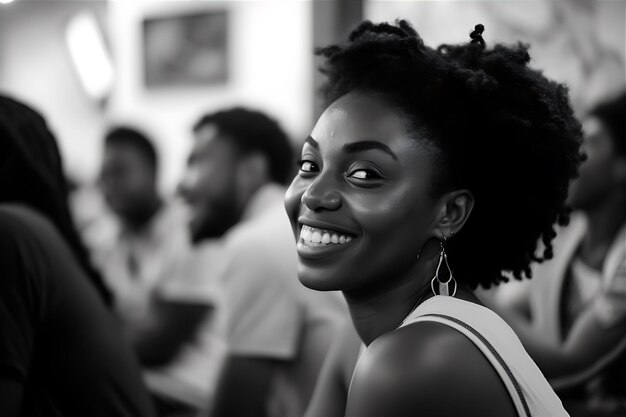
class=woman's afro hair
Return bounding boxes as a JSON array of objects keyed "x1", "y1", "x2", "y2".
[{"x1": 316, "y1": 20, "x2": 583, "y2": 288}]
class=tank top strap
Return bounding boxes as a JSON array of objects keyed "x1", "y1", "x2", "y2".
[
  {"x1": 348, "y1": 296, "x2": 568, "y2": 417},
  {"x1": 401, "y1": 296, "x2": 532, "y2": 417}
]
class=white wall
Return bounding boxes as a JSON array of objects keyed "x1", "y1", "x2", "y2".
[
  {"x1": 106, "y1": 0, "x2": 313, "y2": 191},
  {"x1": 0, "y1": 0, "x2": 314, "y2": 192},
  {"x1": 0, "y1": 0, "x2": 108, "y2": 183}
]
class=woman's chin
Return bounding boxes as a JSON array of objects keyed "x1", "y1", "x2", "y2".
[{"x1": 297, "y1": 270, "x2": 343, "y2": 292}]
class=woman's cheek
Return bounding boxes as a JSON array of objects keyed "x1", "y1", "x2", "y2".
[{"x1": 284, "y1": 178, "x2": 307, "y2": 224}]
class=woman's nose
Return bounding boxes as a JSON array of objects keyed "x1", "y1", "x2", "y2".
[{"x1": 301, "y1": 180, "x2": 342, "y2": 211}]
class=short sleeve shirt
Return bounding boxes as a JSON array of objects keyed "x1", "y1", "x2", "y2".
[{"x1": 218, "y1": 187, "x2": 303, "y2": 358}]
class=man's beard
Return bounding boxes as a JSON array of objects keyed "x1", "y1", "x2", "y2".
[{"x1": 190, "y1": 194, "x2": 242, "y2": 244}]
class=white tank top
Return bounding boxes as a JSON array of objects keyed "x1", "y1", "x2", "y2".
[{"x1": 399, "y1": 295, "x2": 570, "y2": 417}]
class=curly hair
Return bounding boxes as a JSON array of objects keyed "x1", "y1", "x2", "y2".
[{"x1": 316, "y1": 21, "x2": 583, "y2": 288}]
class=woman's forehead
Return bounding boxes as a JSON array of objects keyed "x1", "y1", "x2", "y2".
[{"x1": 310, "y1": 92, "x2": 414, "y2": 147}]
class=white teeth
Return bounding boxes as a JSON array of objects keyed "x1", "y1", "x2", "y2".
[{"x1": 299, "y1": 225, "x2": 353, "y2": 246}]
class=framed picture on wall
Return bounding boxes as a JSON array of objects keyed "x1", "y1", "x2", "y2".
[{"x1": 143, "y1": 10, "x2": 228, "y2": 88}]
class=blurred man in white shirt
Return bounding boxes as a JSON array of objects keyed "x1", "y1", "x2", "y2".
[{"x1": 179, "y1": 108, "x2": 347, "y2": 417}]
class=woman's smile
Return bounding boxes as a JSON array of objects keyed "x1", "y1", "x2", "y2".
[
  {"x1": 299, "y1": 225, "x2": 353, "y2": 246},
  {"x1": 284, "y1": 92, "x2": 441, "y2": 292},
  {"x1": 296, "y1": 217, "x2": 359, "y2": 259}
]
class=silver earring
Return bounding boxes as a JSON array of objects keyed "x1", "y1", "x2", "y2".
[
  {"x1": 416, "y1": 249, "x2": 422, "y2": 260},
  {"x1": 431, "y1": 238, "x2": 457, "y2": 297}
]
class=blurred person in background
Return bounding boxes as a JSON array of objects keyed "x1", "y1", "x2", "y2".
[
  {"x1": 93, "y1": 127, "x2": 225, "y2": 416},
  {"x1": 491, "y1": 91, "x2": 626, "y2": 417},
  {"x1": 0, "y1": 94, "x2": 154, "y2": 417},
  {"x1": 179, "y1": 107, "x2": 347, "y2": 417}
]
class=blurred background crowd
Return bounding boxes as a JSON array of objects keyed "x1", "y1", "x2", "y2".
[
  {"x1": 0, "y1": 1, "x2": 625, "y2": 417},
  {"x1": 1, "y1": 0, "x2": 623, "y2": 193}
]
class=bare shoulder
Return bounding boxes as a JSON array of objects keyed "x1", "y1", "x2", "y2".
[{"x1": 346, "y1": 321, "x2": 518, "y2": 417}]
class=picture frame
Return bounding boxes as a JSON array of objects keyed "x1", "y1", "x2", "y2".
[{"x1": 143, "y1": 10, "x2": 228, "y2": 88}]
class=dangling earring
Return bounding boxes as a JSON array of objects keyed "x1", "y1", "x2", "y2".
[
  {"x1": 431, "y1": 237, "x2": 457, "y2": 297},
  {"x1": 416, "y1": 249, "x2": 422, "y2": 261}
]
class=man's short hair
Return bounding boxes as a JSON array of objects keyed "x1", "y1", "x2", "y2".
[{"x1": 193, "y1": 108, "x2": 293, "y2": 184}]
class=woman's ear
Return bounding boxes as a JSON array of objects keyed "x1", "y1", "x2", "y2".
[{"x1": 432, "y1": 189, "x2": 474, "y2": 239}]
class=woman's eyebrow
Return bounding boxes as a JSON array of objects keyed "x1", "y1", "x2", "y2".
[
  {"x1": 304, "y1": 136, "x2": 319, "y2": 149},
  {"x1": 343, "y1": 141, "x2": 398, "y2": 161}
]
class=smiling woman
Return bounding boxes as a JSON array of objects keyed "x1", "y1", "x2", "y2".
[
  {"x1": 284, "y1": 20, "x2": 583, "y2": 417},
  {"x1": 288, "y1": 93, "x2": 443, "y2": 295}
]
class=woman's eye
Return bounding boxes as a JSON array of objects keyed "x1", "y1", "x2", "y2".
[
  {"x1": 348, "y1": 169, "x2": 382, "y2": 180},
  {"x1": 298, "y1": 160, "x2": 319, "y2": 173}
]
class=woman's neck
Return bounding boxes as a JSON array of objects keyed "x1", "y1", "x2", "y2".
[
  {"x1": 343, "y1": 240, "x2": 442, "y2": 346},
  {"x1": 344, "y1": 276, "x2": 433, "y2": 346},
  {"x1": 342, "y1": 236, "x2": 485, "y2": 346}
]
